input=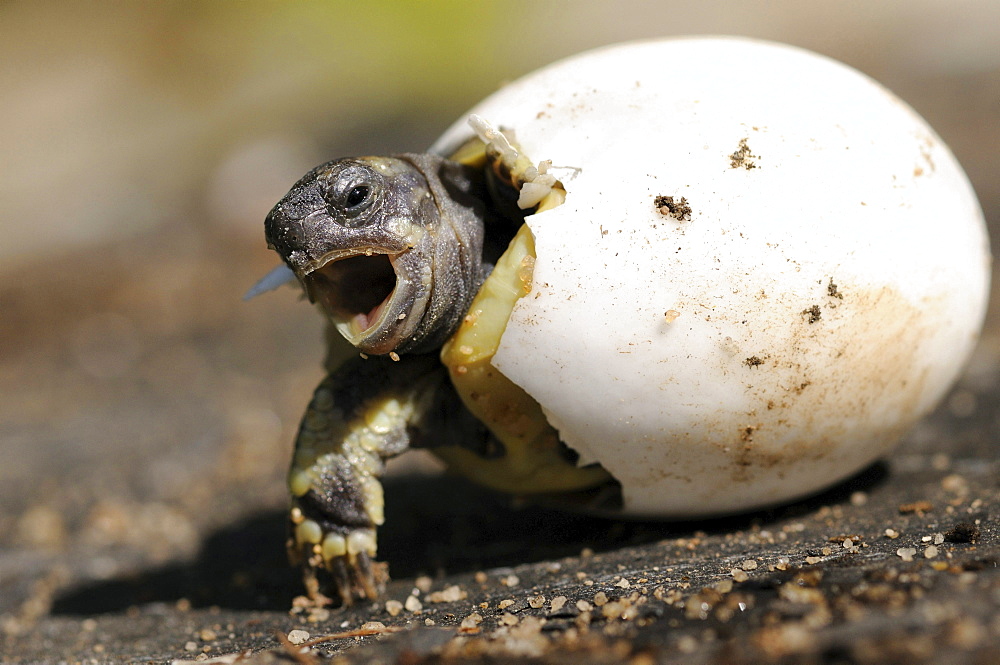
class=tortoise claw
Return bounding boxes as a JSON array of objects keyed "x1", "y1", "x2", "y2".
[
  {"x1": 284, "y1": 357, "x2": 448, "y2": 603},
  {"x1": 288, "y1": 522, "x2": 387, "y2": 606},
  {"x1": 329, "y1": 556, "x2": 353, "y2": 606},
  {"x1": 353, "y1": 550, "x2": 384, "y2": 600}
]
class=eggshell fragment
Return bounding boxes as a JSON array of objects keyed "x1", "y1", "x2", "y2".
[{"x1": 432, "y1": 37, "x2": 990, "y2": 516}]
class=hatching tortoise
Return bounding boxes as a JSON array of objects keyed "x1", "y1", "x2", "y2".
[
  {"x1": 258, "y1": 37, "x2": 989, "y2": 606},
  {"x1": 263, "y1": 117, "x2": 610, "y2": 605}
]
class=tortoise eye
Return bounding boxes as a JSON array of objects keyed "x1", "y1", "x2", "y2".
[
  {"x1": 319, "y1": 160, "x2": 382, "y2": 224},
  {"x1": 345, "y1": 185, "x2": 369, "y2": 208}
]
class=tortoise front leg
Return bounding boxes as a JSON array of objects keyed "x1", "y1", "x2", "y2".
[{"x1": 286, "y1": 353, "x2": 448, "y2": 605}]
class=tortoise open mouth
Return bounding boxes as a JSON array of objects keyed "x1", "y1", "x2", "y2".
[{"x1": 304, "y1": 250, "x2": 401, "y2": 344}]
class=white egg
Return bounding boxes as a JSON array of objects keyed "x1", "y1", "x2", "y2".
[{"x1": 432, "y1": 37, "x2": 990, "y2": 516}]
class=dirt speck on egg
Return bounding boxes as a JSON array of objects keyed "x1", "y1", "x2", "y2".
[
  {"x1": 654, "y1": 195, "x2": 692, "y2": 221},
  {"x1": 730, "y1": 137, "x2": 758, "y2": 169}
]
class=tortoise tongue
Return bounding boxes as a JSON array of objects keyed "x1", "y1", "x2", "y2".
[
  {"x1": 352, "y1": 298, "x2": 390, "y2": 334},
  {"x1": 306, "y1": 253, "x2": 397, "y2": 333}
]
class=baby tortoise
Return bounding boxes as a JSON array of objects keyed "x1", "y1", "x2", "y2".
[{"x1": 264, "y1": 117, "x2": 610, "y2": 605}]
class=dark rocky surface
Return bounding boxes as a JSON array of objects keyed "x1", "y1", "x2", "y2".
[{"x1": 0, "y1": 226, "x2": 997, "y2": 664}]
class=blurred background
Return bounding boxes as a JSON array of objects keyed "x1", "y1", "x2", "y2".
[{"x1": 1, "y1": 0, "x2": 998, "y2": 618}]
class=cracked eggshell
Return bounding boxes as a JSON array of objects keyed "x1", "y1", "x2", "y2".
[{"x1": 432, "y1": 37, "x2": 990, "y2": 517}]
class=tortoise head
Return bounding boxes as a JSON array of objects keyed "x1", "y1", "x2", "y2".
[{"x1": 265, "y1": 154, "x2": 485, "y2": 356}]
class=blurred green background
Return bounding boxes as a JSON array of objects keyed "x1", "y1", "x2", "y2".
[
  {"x1": 1, "y1": 0, "x2": 998, "y2": 616},
  {"x1": 3, "y1": 0, "x2": 999, "y2": 265}
]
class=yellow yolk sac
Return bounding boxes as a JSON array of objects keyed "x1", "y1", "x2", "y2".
[{"x1": 439, "y1": 220, "x2": 611, "y2": 495}]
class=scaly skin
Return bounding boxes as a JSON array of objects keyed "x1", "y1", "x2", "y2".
[
  {"x1": 266, "y1": 124, "x2": 571, "y2": 604},
  {"x1": 265, "y1": 154, "x2": 488, "y2": 356},
  {"x1": 286, "y1": 353, "x2": 491, "y2": 604},
  {"x1": 266, "y1": 153, "x2": 493, "y2": 604}
]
